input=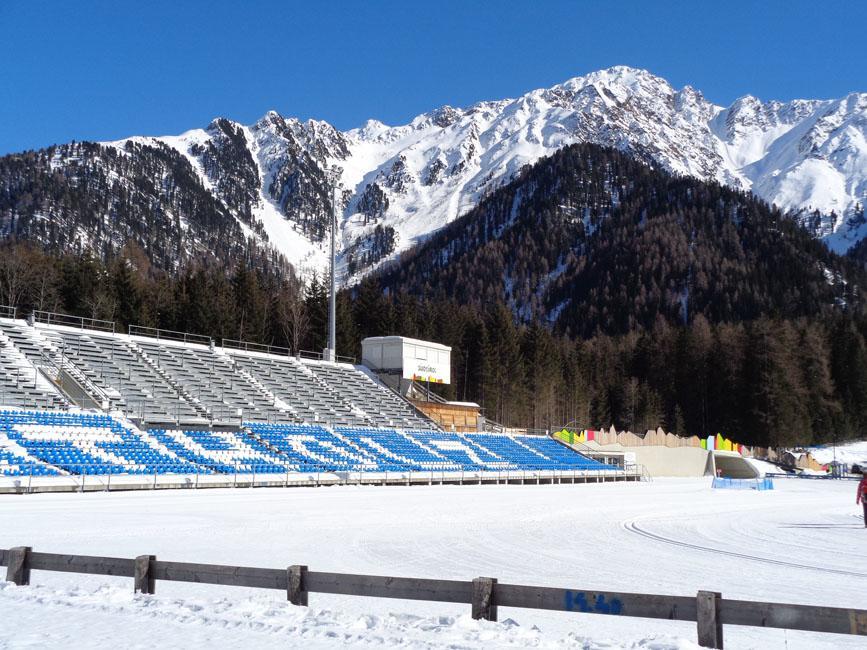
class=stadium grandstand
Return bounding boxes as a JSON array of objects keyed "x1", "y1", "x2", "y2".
[{"x1": 0, "y1": 307, "x2": 632, "y2": 490}]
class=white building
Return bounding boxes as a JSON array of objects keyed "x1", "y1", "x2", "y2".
[{"x1": 361, "y1": 336, "x2": 451, "y2": 395}]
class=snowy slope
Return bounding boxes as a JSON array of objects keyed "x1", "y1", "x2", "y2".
[
  {"x1": 1, "y1": 480, "x2": 866, "y2": 649},
  {"x1": 805, "y1": 440, "x2": 867, "y2": 466},
  {"x1": 102, "y1": 66, "x2": 866, "y2": 279}
]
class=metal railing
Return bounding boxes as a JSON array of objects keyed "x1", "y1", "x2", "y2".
[
  {"x1": 118, "y1": 400, "x2": 196, "y2": 425},
  {"x1": 0, "y1": 305, "x2": 16, "y2": 320},
  {"x1": 33, "y1": 311, "x2": 115, "y2": 333},
  {"x1": 0, "y1": 365, "x2": 40, "y2": 392},
  {"x1": 1, "y1": 546, "x2": 864, "y2": 648},
  {"x1": 38, "y1": 346, "x2": 110, "y2": 408},
  {"x1": 128, "y1": 325, "x2": 212, "y2": 347},
  {"x1": 298, "y1": 349, "x2": 357, "y2": 364},
  {"x1": 119, "y1": 400, "x2": 241, "y2": 427},
  {"x1": 409, "y1": 380, "x2": 449, "y2": 403},
  {"x1": 765, "y1": 472, "x2": 862, "y2": 481},
  {"x1": 227, "y1": 339, "x2": 288, "y2": 357},
  {"x1": 0, "y1": 462, "x2": 638, "y2": 494},
  {"x1": 222, "y1": 339, "x2": 292, "y2": 357}
]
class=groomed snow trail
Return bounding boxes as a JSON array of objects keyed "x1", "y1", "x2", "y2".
[{"x1": 0, "y1": 479, "x2": 864, "y2": 649}]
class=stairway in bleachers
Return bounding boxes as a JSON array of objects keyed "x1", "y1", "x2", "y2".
[
  {"x1": 0, "y1": 323, "x2": 69, "y2": 411},
  {"x1": 35, "y1": 325, "x2": 205, "y2": 424},
  {"x1": 308, "y1": 363, "x2": 435, "y2": 430}
]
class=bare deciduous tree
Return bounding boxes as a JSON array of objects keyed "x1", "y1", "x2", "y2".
[
  {"x1": 0, "y1": 244, "x2": 32, "y2": 308},
  {"x1": 277, "y1": 283, "x2": 309, "y2": 354}
]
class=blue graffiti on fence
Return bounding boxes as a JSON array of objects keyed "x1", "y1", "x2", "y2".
[{"x1": 563, "y1": 590, "x2": 624, "y2": 615}]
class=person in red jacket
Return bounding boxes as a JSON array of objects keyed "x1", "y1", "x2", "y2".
[{"x1": 858, "y1": 470, "x2": 867, "y2": 528}]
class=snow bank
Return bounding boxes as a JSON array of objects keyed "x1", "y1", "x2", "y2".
[
  {"x1": 746, "y1": 457, "x2": 787, "y2": 476},
  {"x1": 0, "y1": 581, "x2": 700, "y2": 649}
]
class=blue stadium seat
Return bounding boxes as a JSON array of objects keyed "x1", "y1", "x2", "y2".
[
  {"x1": 0, "y1": 408, "x2": 199, "y2": 475},
  {"x1": 0, "y1": 407, "x2": 617, "y2": 477}
]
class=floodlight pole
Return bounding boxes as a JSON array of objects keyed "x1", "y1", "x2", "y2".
[{"x1": 326, "y1": 175, "x2": 338, "y2": 363}]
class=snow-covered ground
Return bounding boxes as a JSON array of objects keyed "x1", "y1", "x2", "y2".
[
  {"x1": 745, "y1": 457, "x2": 786, "y2": 476},
  {"x1": 1, "y1": 479, "x2": 865, "y2": 649},
  {"x1": 806, "y1": 440, "x2": 867, "y2": 467}
]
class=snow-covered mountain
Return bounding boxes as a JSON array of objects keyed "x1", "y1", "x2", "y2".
[{"x1": 5, "y1": 67, "x2": 866, "y2": 280}]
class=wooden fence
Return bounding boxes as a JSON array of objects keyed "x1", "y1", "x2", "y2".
[{"x1": 2, "y1": 546, "x2": 865, "y2": 649}]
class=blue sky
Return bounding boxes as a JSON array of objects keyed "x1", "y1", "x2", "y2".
[{"x1": 1, "y1": 0, "x2": 864, "y2": 154}]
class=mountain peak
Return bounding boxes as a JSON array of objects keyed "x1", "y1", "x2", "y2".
[
  {"x1": 6, "y1": 67, "x2": 865, "y2": 282},
  {"x1": 558, "y1": 66, "x2": 669, "y2": 92},
  {"x1": 254, "y1": 110, "x2": 285, "y2": 130},
  {"x1": 411, "y1": 105, "x2": 464, "y2": 130}
]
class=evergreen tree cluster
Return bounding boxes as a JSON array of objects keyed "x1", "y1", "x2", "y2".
[
  {"x1": 346, "y1": 224, "x2": 397, "y2": 276},
  {"x1": 2, "y1": 241, "x2": 866, "y2": 447},
  {"x1": 0, "y1": 140, "x2": 285, "y2": 274},
  {"x1": 190, "y1": 118, "x2": 261, "y2": 228},
  {"x1": 357, "y1": 182, "x2": 389, "y2": 224},
  {"x1": 379, "y1": 144, "x2": 864, "y2": 336}
]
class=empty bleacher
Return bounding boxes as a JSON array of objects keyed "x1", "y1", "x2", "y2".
[
  {"x1": 226, "y1": 351, "x2": 366, "y2": 425},
  {"x1": 35, "y1": 325, "x2": 206, "y2": 425},
  {"x1": 132, "y1": 337, "x2": 290, "y2": 423},
  {"x1": 308, "y1": 363, "x2": 434, "y2": 430},
  {"x1": 338, "y1": 426, "x2": 457, "y2": 470},
  {"x1": 405, "y1": 430, "x2": 505, "y2": 470},
  {"x1": 0, "y1": 439, "x2": 60, "y2": 477},
  {"x1": 0, "y1": 313, "x2": 439, "y2": 431},
  {"x1": 148, "y1": 428, "x2": 289, "y2": 473},
  {"x1": 0, "y1": 320, "x2": 68, "y2": 410},
  {"x1": 0, "y1": 311, "x2": 623, "y2": 485},
  {"x1": 246, "y1": 423, "x2": 378, "y2": 471},
  {"x1": 514, "y1": 434, "x2": 612, "y2": 469}
]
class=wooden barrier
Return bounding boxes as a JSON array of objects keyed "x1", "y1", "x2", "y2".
[{"x1": 3, "y1": 546, "x2": 867, "y2": 649}]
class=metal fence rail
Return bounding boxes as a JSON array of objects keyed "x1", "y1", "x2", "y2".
[
  {"x1": 222, "y1": 339, "x2": 292, "y2": 357},
  {"x1": 1, "y1": 546, "x2": 865, "y2": 648},
  {"x1": 298, "y1": 349, "x2": 356, "y2": 364},
  {"x1": 128, "y1": 325, "x2": 212, "y2": 347},
  {"x1": 1, "y1": 462, "x2": 639, "y2": 494},
  {"x1": 33, "y1": 311, "x2": 115, "y2": 333},
  {"x1": 765, "y1": 472, "x2": 861, "y2": 481}
]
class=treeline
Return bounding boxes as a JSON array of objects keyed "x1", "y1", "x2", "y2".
[{"x1": 2, "y1": 241, "x2": 866, "y2": 447}]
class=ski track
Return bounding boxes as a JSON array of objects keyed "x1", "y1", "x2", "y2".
[
  {"x1": 622, "y1": 520, "x2": 867, "y2": 578},
  {"x1": 0, "y1": 479, "x2": 865, "y2": 649}
]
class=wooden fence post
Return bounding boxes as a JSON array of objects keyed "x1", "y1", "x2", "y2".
[
  {"x1": 134, "y1": 555, "x2": 156, "y2": 595},
  {"x1": 697, "y1": 590, "x2": 723, "y2": 649},
  {"x1": 6, "y1": 546, "x2": 31, "y2": 585},
  {"x1": 472, "y1": 577, "x2": 497, "y2": 621},
  {"x1": 287, "y1": 565, "x2": 308, "y2": 606}
]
